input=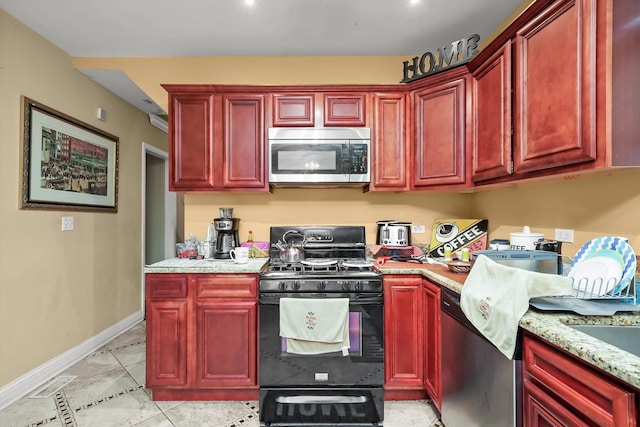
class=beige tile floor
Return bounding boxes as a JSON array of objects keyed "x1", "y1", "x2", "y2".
[{"x1": 0, "y1": 322, "x2": 443, "y2": 426}]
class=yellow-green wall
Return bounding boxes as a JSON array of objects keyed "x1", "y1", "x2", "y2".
[
  {"x1": 184, "y1": 191, "x2": 472, "y2": 248},
  {"x1": 0, "y1": 10, "x2": 167, "y2": 387},
  {"x1": 471, "y1": 169, "x2": 640, "y2": 256}
]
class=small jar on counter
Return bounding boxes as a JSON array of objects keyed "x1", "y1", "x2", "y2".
[{"x1": 490, "y1": 239, "x2": 510, "y2": 251}]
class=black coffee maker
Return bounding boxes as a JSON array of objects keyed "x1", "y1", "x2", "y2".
[{"x1": 213, "y1": 208, "x2": 240, "y2": 259}]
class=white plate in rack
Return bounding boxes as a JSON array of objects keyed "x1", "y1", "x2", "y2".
[
  {"x1": 570, "y1": 236, "x2": 636, "y2": 295},
  {"x1": 568, "y1": 256, "x2": 623, "y2": 296}
]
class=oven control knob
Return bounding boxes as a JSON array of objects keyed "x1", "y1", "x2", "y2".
[
  {"x1": 292, "y1": 281, "x2": 301, "y2": 291},
  {"x1": 278, "y1": 281, "x2": 287, "y2": 291},
  {"x1": 317, "y1": 281, "x2": 326, "y2": 291},
  {"x1": 353, "y1": 281, "x2": 362, "y2": 291},
  {"x1": 340, "y1": 281, "x2": 351, "y2": 291}
]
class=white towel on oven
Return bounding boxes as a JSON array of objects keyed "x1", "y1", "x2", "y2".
[{"x1": 279, "y1": 297, "x2": 350, "y2": 355}]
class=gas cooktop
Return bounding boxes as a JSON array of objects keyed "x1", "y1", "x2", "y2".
[{"x1": 260, "y1": 225, "x2": 382, "y2": 292}]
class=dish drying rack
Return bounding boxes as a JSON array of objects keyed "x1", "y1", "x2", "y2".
[
  {"x1": 530, "y1": 274, "x2": 637, "y2": 316},
  {"x1": 565, "y1": 275, "x2": 637, "y2": 303}
]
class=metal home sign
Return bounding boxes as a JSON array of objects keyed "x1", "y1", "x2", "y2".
[{"x1": 401, "y1": 34, "x2": 480, "y2": 83}]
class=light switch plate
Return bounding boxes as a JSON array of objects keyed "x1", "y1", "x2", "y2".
[
  {"x1": 62, "y1": 216, "x2": 74, "y2": 231},
  {"x1": 555, "y1": 228, "x2": 573, "y2": 243},
  {"x1": 411, "y1": 225, "x2": 426, "y2": 234}
]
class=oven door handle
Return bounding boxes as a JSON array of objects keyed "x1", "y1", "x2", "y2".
[
  {"x1": 259, "y1": 293, "x2": 382, "y2": 305},
  {"x1": 275, "y1": 395, "x2": 368, "y2": 404}
]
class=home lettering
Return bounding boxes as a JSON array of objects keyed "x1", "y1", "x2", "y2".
[{"x1": 401, "y1": 34, "x2": 480, "y2": 83}]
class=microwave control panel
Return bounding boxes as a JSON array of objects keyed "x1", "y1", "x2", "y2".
[{"x1": 348, "y1": 143, "x2": 368, "y2": 174}]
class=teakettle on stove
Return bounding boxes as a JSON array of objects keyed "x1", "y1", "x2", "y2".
[{"x1": 376, "y1": 220, "x2": 412, "y2": 247}]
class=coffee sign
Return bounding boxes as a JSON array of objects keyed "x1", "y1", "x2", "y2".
[{"x1": 401, "y1": 34, "x2": 480, "y2": 83}]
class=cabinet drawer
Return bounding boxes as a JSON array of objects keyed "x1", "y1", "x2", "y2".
[
  {"x1": 147, "y1": 275, "x2": 188, "y2": 299},
  {"x1": 194, "y1": 274, "x2": 258, "y2": 299},
  {"x1": 523, "y1": 335, "x2": 636, "y2": 427},
  {"x1": 523, "y1": 378, "x2": 588, "y2": 427}
]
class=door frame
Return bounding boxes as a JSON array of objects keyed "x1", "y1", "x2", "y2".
[{"x1": 141, "y1": 143, "x2": 176, "y2": 314}]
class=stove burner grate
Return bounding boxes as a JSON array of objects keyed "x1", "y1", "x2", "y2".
[{"x1": 266, "y1": 258, "x2": 378, "y2": 276}]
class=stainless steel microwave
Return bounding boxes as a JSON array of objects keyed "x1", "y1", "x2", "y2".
[{"x1": 268, "y1": 127, "x2": 371, "y2": 186}]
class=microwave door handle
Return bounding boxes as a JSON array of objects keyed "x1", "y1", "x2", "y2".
[{"x1": 342, "y1": 145, "x2": 351, "y2": 173}]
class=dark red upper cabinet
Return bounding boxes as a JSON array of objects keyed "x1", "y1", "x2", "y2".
[
  {"x1": 369, "y1": 92, "x2": 410, "y2": 191},
  {"x1": 221, "y1": 94, "x2": 267, "y2": 190},
  {"x1": 513, "y1": 0, "x2": 597, "y2": 173},
  {"x1": 323, "y1": 93, "x2": 366, "y2": 127},
  {"x1": 470, "y1": 41, "x2": 513, "y2": 182},
  {"x1": 272, "y1": 94, "x2": 315, "y2": 127},
  {"x1": 411, "y1": 68, "x2": 471, "y2": 189},
  {"x1": 163, "y1": 85, "x2": 268, "y2": 192},
  {"x1": 167, "y1": 92, "x2": 216, "y2": 191}
]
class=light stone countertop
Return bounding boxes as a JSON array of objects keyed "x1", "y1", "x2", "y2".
[
  {"x1": 144, "y1": 257, "x2": 269, "y2": 274},
  {"x1": 377, "y1": 262, "x2": 640, "y2": 390}
]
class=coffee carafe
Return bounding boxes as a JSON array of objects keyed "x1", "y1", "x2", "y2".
[{"x1": 213, "y1": 208, "x2": 240, "y2": 259}]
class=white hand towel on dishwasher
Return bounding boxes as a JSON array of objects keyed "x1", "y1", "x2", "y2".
[
  {"x1": 279, "y1": 297, "x2": 350, "y2": 355},
  {"x1": 461, "y1": 255, "x2": 573, "y2": 359}
]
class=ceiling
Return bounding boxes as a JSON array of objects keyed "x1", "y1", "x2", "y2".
[{"x1": 1, "y1": 0, "x2": 525, "y2": 115}]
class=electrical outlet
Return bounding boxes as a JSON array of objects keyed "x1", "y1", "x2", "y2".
[
  {"x1": 62, "y1": 216, "x2": 74, "y2": 231},
  {"x1": 555, "y1": 228, "x2": 573, "y2": 243},
  {"x1": 411, "y1": 225, "x2": 426, "y2": 234}
]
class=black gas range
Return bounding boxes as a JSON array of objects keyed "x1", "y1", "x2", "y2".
[{"x1": 258, "y1": 226, "x2": 385, "y2": 427}]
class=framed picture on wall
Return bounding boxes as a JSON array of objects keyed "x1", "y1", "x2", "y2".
[{"x1": 20, "y1": 96, "x2": 119, "y2": 213}]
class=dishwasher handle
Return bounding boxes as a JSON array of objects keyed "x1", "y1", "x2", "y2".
[{"x1": 440, "y1": 287, "x2": 463, "y2": 318}]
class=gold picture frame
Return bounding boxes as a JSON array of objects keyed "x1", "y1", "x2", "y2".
[{"x1": 20, "y1": 97, "x2": 119, "y2": 212}]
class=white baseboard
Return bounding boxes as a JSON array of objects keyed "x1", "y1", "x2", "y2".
[{"x1": 0, "y1": 311, "x2": 144, "y2": 410}]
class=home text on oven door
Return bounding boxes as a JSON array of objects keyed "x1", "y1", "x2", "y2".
[{"x1": 268, "y1": 128, "x2": 370, "y2": 185}]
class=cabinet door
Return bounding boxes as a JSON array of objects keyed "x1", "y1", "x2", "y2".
[
  {"x1": 422, "y1": 280, "x2": 441, "y2": 410},
  {"x1": 168, "y1": 93, "x2": 215, "y2": 191},
  {"x1": 471, "y1": 41, "x2": 513, "y2": 182},
  {"x1": 369, "y1": 92, "x2": 410, "y2": 191},
  {"x1": 222, "y1": 94, "x2": 267, "y2": 190},
  {"x1": 323, "y1": 93, "x2": 366, "y2": 127},
  {"x1": 384, "y1": 276, "x2": 424, "y2": 392},
  {"x1": 412, "y1": 70, "x2": 469, "y2": 188},
  {"x1": 514, "y1": 0, "x2": 597, "y2": 174},
  {"x1": 523, "y1": 334, "x2": 636, "y2": 426},
  {"x1": 146, "y1": 274, "x2": 189, "y2": 387},
  {"x1": 195, "y1": 300, "x2": 257, "y2": 388},
  {"x1": 272, "y1": 94, "x2": 315, "y2": 127}
]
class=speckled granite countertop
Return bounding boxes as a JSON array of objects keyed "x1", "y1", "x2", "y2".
[
  {"x1": 377, "y1": 261, "x2": 640, "y2": 390},
  {"x1": 144, "y1": 257, "x2": 269, "y2": 273}
]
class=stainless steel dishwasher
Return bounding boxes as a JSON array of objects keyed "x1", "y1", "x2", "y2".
[{"x1": 440, "y1": 287, "x2": 522, "y2": 427}]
